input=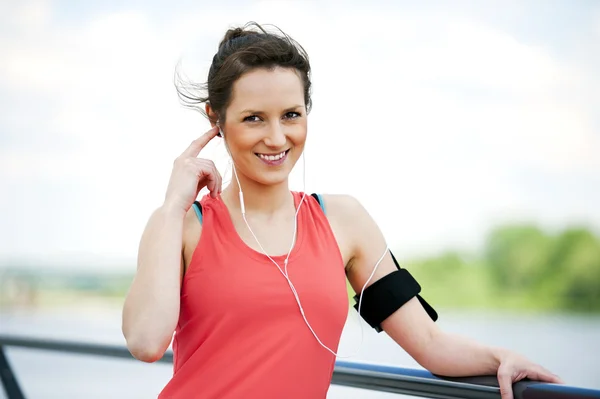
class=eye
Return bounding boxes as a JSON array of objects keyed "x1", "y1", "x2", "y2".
[
  {"x1": 284, "y1": 111, "x2": 301, "y2": 119},
  {"x1": 243, "y1": 115, "x2": 261, "y2": 122}
]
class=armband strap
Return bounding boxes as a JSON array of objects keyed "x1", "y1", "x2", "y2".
[{"x1": 353, "y1": 250, "x2": 438, "y2": 332}]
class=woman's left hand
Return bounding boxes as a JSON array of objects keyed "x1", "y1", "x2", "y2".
[{"x1": 497, "y1": 350, "x2": 564, "y2": 399}]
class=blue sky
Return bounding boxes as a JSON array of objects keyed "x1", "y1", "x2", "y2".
[{"x1": 1, "y1": 0, "x2": 599, "y2": 270}]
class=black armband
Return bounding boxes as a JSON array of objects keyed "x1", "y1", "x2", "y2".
[{"x1": 353, "y1": 251, "x2": 438, "y2": 332}]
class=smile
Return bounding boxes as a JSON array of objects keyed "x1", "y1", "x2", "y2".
[{"x1": 255, "y1": 149, "x2": 290, "y2": 165}]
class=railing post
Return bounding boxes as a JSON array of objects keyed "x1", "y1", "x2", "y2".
[{"x1": 0, "y1": 345, "x2": 26, "y2": 399}]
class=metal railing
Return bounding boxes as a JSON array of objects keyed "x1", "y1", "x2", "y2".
[{"x1": 1, "y1": 333, "x2": 599, "y2": 399}]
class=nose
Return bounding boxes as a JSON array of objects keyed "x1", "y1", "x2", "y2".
[{"x1": 263, "y1": 121, "x2": 287, "y2": 148}]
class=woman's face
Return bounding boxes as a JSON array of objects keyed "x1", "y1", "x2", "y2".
[{"x1": 219, "y1": 67, "x2": 307, "y2": 187}]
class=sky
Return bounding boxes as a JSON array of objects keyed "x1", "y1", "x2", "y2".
[{"x1": 1, "y1": 0, "x2": 599, "y2": 271}]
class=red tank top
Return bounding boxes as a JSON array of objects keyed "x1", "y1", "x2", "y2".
[{"x1": 158, "y1": 192, "x2": 349, "y2": 398}]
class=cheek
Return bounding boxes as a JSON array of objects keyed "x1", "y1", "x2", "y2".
[
  {"x1": 225, "y1": 127, "x2": 256, "y2": 152},
  {"x1": 290, "y1": 123, "x2": 308, "y2": 146}
]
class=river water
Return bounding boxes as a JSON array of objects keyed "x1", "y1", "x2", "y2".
[{"x1": 1, "y1": 306, "x2": 599, "y2": 398}]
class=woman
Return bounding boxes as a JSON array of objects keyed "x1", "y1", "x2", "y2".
[{"x1": 122, "y1": 22, "x2": 562, "y2": 399}]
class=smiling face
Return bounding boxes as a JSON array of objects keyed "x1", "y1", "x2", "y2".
[{"x1": 217, "y1": 66, "x2": 308, "y2": 187}]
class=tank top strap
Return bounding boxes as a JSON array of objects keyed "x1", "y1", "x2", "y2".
[
  {"x1": 310, "y1": 193, "x2": 326, "y2": 215},
  {"x1": 192, "y1": 201, "x2": 203, "y2": 224}
]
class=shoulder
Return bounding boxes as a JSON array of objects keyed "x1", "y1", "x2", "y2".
[
  {"x1": 318, "y1": 193, "x2": 371, "y2": 226},
  {"x1": 318, "y1": 193, "x2": 378, "y2": 256},
  {"x1": 182, "y1": 201, "x2": 203, "y2": 268},
  {"x1": 183, "y1": 193, "x2": 216, "y2": 232},
  {"x1": 318, "y1": 193, "x2": 388, "y2": 268},
  {"x1": 183, "y1": 202, "x2": 203, "y2": 231}
]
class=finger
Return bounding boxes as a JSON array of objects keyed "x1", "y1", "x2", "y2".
[
  {"x1": 215, "y1": 163, "x2": 223, "y2": 196},
  {"x1": 215, "y1": 164, "x2": 222, "y2": 194},
  {"x1": 497, "y1": 371, "x2": 514, "y2": 399},
  {"x1": 204, "y1": 160, "x2": 222, "y2": 197},
  {"x1": 203, "y1": 169, "x2": 219, "y2": 198},
  {"x1": 182, "y1": 126, "x2": 219, "y2": 158},
  {"x1": 529, "y1": 366, "x2": 564, "y2": 384},
  {"x1": 207, "y1": 164, "x2": 222, "y2": 198},
  {"x1": 194, "y1": 161, "x2": 220, "y2": 198}
]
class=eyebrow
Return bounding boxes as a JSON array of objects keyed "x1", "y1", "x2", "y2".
[{"x1": 239, "y1": 105, "x2": 304, "y2": 114}]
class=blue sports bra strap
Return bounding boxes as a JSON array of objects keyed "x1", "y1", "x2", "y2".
[
  {"x1": 192, "y1": 201, "x2": 203, "y2": 224},
  {"x1": 310, "y1": 193, "x2": 326, "y2": 215}
]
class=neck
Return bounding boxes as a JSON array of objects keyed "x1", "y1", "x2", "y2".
[{"x1": 221, "y1": 174, "x2": 293, "y2": 216}]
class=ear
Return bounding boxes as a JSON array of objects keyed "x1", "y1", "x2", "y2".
[
  {"x1": 205, "y1": 103, "x2": 218, "y2": 128},
  {"x1": 205, "y1": 103, "x2": 223, "y2": 137}
]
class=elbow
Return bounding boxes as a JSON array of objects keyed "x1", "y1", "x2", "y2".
[
  {"x1": 415, "y1": 333, "x2": 460, "y2": 377},
  {"x1": 125, "y1": 334, "x2": 170, "y2": 363},
  {"x1": 409, "y1": 329, "x2": 447, "y2": 376},
  {"x1": 123, "y1": 325, "x2": 172, "y2": 363},
  {"x1": 132, "y1": 347, "x2": 166, "y2": 364},
  {"x1": 121, "y1": 298, "x2": 178, "y2": 363}
]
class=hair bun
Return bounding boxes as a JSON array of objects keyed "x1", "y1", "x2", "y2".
[
  {"x1": 219, "y1": 25, "x2": 261, "y2": 49},
  {"x1": 223, "y1": 27, "x2": 246, "y2": 42}
]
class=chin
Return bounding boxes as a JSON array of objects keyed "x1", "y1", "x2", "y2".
[
  {"x1": 249, "y1": 157, "x2": 299, "y2": 186},
  {"x1": 252, "y1": 169, "x2": 292, "y2": 187}
]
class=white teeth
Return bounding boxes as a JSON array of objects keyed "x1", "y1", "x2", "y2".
[{"x1": 259, "y1": 151, "x2": 286, "y2": 161}]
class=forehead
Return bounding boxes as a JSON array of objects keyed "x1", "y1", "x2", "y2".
[{"x1": 228, "y1": 67, "x2": 304, "y2": 112}]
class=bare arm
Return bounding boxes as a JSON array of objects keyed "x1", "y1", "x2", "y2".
[
  {"x1": 122, "y1": 205, "x2": 187, "y2": 362},
  {"x1": 121, "y1": 127, "x2": 221, "y2": 362},
  {"x1": 326, "y1": 194, "x2": 561, "y2": 398},
  {"x1": 340, "y1": 195, "x2": 498, "y2": 375}
]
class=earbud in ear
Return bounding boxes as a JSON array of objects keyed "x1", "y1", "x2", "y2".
[{"x1": 216, "y1": 120, "x2": 224, "y2": 137}]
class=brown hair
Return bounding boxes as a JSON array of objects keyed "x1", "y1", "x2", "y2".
[{"x1": 175, "y1": 22, "x2": 312, "y2": 126}]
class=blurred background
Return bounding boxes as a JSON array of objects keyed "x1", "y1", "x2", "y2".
[{"x1": 1, "y1": 0, "x2": 599, "y2": 398}]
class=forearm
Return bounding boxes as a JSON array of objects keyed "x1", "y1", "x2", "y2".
[
  {"x1": 122, "y1": 204, "x2": 186, "y2": 361},
  {"x1": 420, "y1": 331, "x2": 506, "y2": 377}
]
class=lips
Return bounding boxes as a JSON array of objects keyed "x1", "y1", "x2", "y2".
[
  {"x1": 255, "y1": 149, "x2": 290, "y2": 166},
  {"x1": 256, "y1": 150, "x2": 288, "y2": 161}
]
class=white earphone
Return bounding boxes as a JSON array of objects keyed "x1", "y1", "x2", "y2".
[{"x1": 218, "y1": 122, "x2": 389, "y2": 358}]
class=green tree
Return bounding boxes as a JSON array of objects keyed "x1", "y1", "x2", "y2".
[
  {"x1": 544, "y1": 228, "x2": 600, "y2": 311},
  {"x1": 484, "y1": 224, "x2": 553, "y2": 291}
]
